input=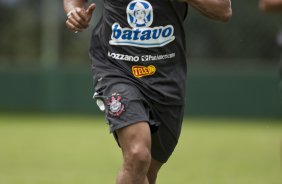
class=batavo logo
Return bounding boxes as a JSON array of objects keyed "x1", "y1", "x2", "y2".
[
  {"x1": 109, "y1": 0, "x2": 175, "y2": 48},
  {"x1": 132, "y1": 65, "x2": 156, "y2": 78}
]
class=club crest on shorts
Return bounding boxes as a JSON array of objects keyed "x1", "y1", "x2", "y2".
[
  {"x1": 106, "y1": 93, "x2": 125, "y2": 117},
  {"x1": 109, "y1": 0, "x2": 175, "y2": 48}
]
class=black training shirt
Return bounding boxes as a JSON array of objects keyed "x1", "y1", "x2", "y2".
[{"x1": 90, "y1": 0, "x2": 188, "y2": 105}]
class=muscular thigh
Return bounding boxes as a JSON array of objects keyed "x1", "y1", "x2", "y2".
[{"x1": 116, "y1": 122, "x2": 151, "y2": 154}]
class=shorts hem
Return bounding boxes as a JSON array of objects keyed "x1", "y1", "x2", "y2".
[
  {"x1": 109, "y1": 118, "x2": 152, "y2": 133},
  {"x1": 151, "y1": 155, "x2": 168, "y2": 164}
]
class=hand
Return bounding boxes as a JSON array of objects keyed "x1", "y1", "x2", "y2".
[{"x1": 66, "y1": 3, "x2": 96, "y2": 33}]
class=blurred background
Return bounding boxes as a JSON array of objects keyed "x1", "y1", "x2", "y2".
[
  {"x1": 0, "y1": 0, "x2": 281, "y2": 117},
  {"x1": 0, "y1": 0, "x2": 282, "y2": 118},
  {"x1": 0, "y1": 0, "x2": 281, "y2": 184}
]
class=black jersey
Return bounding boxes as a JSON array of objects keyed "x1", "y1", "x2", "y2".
[{"x1": 90, "y1": 0, "x2": 188, "y2": 105}]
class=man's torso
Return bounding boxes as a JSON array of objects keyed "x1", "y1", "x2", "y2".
[{"x1": 90, "y1": 0, "x2": 188, "y2": 105}]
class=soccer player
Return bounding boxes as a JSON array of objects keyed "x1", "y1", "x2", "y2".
[{"x1": 63, "y1": 0, "x2": 232, "y2": 184}]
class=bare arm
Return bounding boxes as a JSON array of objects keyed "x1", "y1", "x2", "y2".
[
  {"x1": 184, "y1": 0, "x2": 232, "y2": 22},
  {"x1": 63, "y1": 0, "x2": 96, "y2": 32},
  {"x1": 259, "y1": 0, "x2": 282, "y2": 12}
]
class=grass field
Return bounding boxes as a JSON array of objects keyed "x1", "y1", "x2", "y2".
[{"x1": 0, "y1": 115, "x2": 281, "y2": 184}]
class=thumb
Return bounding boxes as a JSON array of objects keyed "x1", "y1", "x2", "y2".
[{"x1": 86, "y1": 3, "x2": 96, "y2": 15}]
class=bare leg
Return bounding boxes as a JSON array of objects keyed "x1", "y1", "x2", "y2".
[
  {"x1": 116, "y1": 122, "x2": 151, "y2": 184},
  {"x1": 147, "y1": 158, "x2": 163, "y2": 184}
]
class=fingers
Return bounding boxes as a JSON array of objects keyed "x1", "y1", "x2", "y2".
[
  {"x1": 86, "y1": 3, "x2": 96, "y2": 17},
  {"x1": 65, "y1": 8, "x2": 88, "y2": 33},
  {"x1": 66, "y1": 19, "x2": 82, "y2": 33},
  {"x1": 67, "y1": 9, "x2": 89, "y2": 29},
  {"x1": 75, "y1": 7, "x2": 89, "y2": 23},
  {"x1": 65, "y1": 4, "x2": 96, "y2": 33}
]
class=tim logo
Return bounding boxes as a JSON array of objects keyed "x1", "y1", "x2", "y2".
[{"x1": 109, "y1": 0, "x2": 175, "y2": 48}]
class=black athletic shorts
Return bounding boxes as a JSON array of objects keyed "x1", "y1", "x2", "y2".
[{"x1": 93, "y1": 81, "x2": 184, "y2": 163}]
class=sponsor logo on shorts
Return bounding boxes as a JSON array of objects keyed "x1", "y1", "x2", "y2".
[
  {"x1": 109, "y1": 0, "x2": 175, "y2": 48},
  {"x1": 132, "y1": 65, "x2": 156, "y2": 78},
  {"x1": 108, "y1": 51, "x2": 175, "y2": 63}
]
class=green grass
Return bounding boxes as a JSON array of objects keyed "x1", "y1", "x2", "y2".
[{"x1": 0, "y1": 115, "x2": 281, "y2": 184}]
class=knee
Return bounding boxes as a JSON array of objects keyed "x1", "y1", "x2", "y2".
[{"x1": 124, "y1": 146, "x2": 151, "y2": 171}]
